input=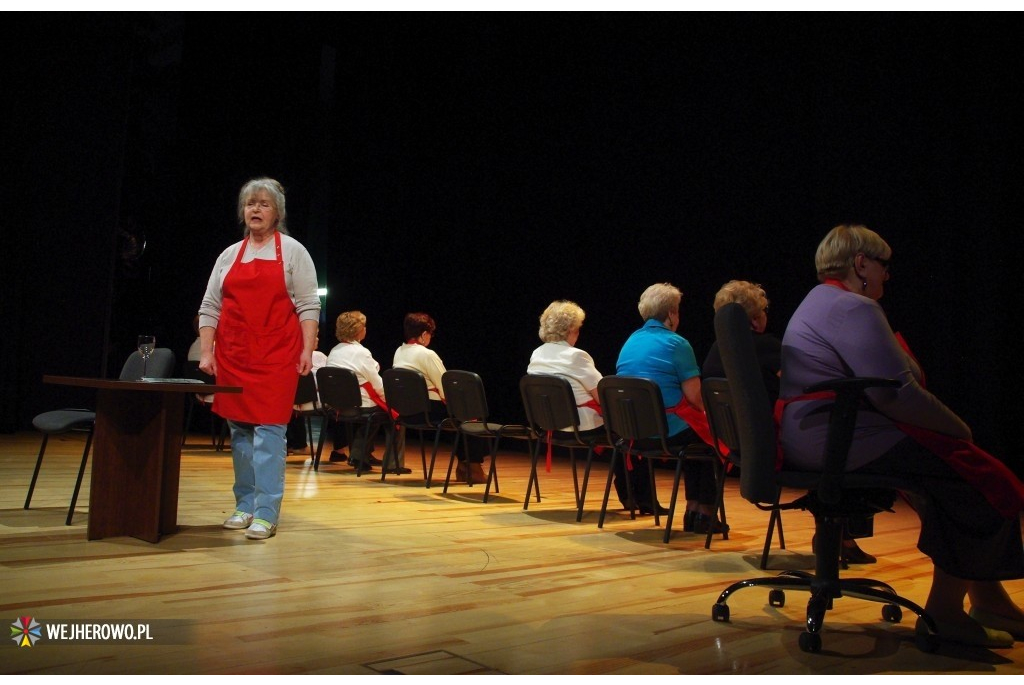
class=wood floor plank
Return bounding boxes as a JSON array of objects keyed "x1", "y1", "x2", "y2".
[{"x1": 1, "y1": 430, "x2": 1022, "y2": 674}]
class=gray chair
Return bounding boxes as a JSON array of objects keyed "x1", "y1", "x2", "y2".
[
  {"x1": 708, "y1": 302, "x2": 937, "y2": 653},
  {"x1": 381, "y1": 367, "x2": 456, "y2": 486},
  {"x1": 519, "y1": 374, "x2": 611, "y2": 517},
  {"x1": 702, "y1": 377, "x2": 783, "y2": 560},
  {"x1": 25, "y1": 348, "x2": 176, "y2": 525},
  {"x1": 596, "y1": 375, "x2": 722, "y2": 543},
  {"x1": 440, "y1": 370, "x2": 531, "y2": 502}
]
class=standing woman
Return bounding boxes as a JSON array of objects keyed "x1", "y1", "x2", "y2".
[{"x1": 198, "y1": 178, "x2": 320, "y2": 540}]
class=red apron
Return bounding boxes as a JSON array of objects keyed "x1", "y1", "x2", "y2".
[{"x1": 213, "y1": 232, "x2": 301, "y2": 424}]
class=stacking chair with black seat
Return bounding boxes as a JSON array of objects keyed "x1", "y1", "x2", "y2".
[
  {"x1": 702, "y1": 377, "x2": 784, "y2": 560},
  {"x1": 181, "y1": 359, "x2": 227, "y2": 450},
  {"x1": 519, "y1": 374, "x2": 611, "y2": 517},
  {"x1": 381, "y1": 367, "x2": 456, "y2": 486},
  {"x1": 313, "y1": 366, "x2": 393, "y2": 476},
  {"x1": 596, "y1": 375, "x2": 723, "y2": 543},
  {"x1": 25, "y1": 348, "x2": 176, "y2": 525},
  {"x1": 708, "y1": 302, "x2": 937, "y2": 653},
  {"x1": 291, "y1": 371, "x2": 321, "y2": 463},
  {"x1": 440, "y1": 370, "x2": 532, "y2": 502}
]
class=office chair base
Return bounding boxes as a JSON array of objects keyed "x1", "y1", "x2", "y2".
[{"x1": 711, "y1": 572, "x2": 939, "y2": 653}]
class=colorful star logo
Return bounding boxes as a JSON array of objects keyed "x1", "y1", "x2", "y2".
[{"x1": 11, "y1": 617, "x2": 42, "y2": 647}]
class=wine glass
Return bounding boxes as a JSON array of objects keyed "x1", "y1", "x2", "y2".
[{"x1": 137, "y1": 335, "x2": 156, "y2": 379}]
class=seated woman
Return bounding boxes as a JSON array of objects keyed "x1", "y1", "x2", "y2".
[
  {"x1": 392, "y1": 312, "x2": 477, "y2": 480},
  {"x1": 780, "y1": 224, "x2": 1024, "y2": 648},
  {"x1": 616, "y1": 283, "x2": 723, "y2": 531},
  {"x1": 704, "y1": 280, "x2": 877, "y2": 565},
  {"x1": 527, "y1": 300, "x2": 654, "y2": 509},
  {"x1": 325, "y1": 311, "x2": 392, "y2": 472}
]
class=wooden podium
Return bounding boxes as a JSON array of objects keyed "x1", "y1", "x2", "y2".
[{"x1": 44, "y1": 376, "x2": 241, "y2": 543}]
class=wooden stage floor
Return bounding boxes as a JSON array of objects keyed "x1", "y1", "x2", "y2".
[{"x1": 2, "y1": 430, "x2": 1022, "y2": 675}]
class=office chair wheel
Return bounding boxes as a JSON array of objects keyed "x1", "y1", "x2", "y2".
[
  {"x1": 768, "y1": 589, "x2": 785, "y2": 608},
  {"x1": 711, "y1": 603, "x2": 730, "y2": 622},
  {"x1": 798, "y1": 631, "x2": 822, "y2": 653},
  {"x1": 881, "y1": 604, "x2": 902, "y2": 623}
]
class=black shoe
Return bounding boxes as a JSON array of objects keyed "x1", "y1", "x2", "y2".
[
  {"x1": 389, "y1": 466, "x2": 412, "y2": 475},
  {"x1": 328, "y1": 450, "x2": 348, "y2": 463},
  {"x1": 638, "y1": 503, "x2": 670, "y2": 516},
  {"x1": 693, "y1": 513, "x2": 729, "y2": 535},
  {"x1": 367, "y1": 455, "x2": 384, "y2": 466},
  {"x1": 348, "y1": 459, "x2": 374, "y2": 472},
  {"x1": 683, "y1": 510, "x2": 697, "y2": 532},
  {"x1": 841, "y1": 539, "x2": 877, "y2": 564}
]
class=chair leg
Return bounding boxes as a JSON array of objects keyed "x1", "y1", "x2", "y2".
[
  {"x1": 523, "y1": 435, "x2": 543, "y2": 510},
  {"x1": 66, "y1": 429, "x2": 94, "y2": 525},
  {"x1": 306, "y1": 416, "x2": 315, "y2": 462},
  {"x1": 24, "y1": 434, "x2": 50, "y2": 509},
  {"x1": 663, "y1": 459, "x2": 684, "y2": 544},
  {"x1": 483, "y1": 437, "x2": 500, "y2": 503},
  {"x1": 380, "y1": 425, "x2": 397, "y2": 482},
  {"x1": 425, "y1": 429, "x2": 444, "y2": 489},
  {"x1": 442, "y1": 432, "x2": 460, "y2": 493},
  {"x1": 598, "y1": 447, "x2": 619, "y2": 529},
  {"x1": 569, "y1": 450, "x2": 579, "y2": 509},
  {"x1": 760, "y1": 487, "x2": 784, "y2": 570},
  {"x1": 647, "y1": 456, "x2": 660, "y2": 526},
  {"x1": 706, "y1": 460, "x2": 729, "y2": 549},
  {"x1": 576, "y1": 445, "x2": 596, "y2": 522}
]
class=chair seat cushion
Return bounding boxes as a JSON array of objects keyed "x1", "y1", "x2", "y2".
[{"x1": 33, "y1": 409, "x2": 96, "y2": 433}]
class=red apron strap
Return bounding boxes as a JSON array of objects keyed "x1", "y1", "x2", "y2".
[
  {"x1": 666, "y1": 399, "x2": 730, "y2": 458},
  {"x1": 361, "y1": 381, "x2": 399, "y2": 420},
  {"x1": 578, "y1": 398, "x2": 602, "y2": 416}
]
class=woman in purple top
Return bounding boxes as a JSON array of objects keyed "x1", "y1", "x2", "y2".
[{"x1": 780, "y1": 224, "x2": 1024, "y2": 648}]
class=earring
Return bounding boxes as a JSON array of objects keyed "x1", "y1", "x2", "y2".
[{"x1": 861, "y1": 280, "x2": 868, "y2": 292}]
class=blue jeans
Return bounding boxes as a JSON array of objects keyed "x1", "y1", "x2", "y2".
[{"x1": 228, "y1": 421, "x2": 286, "y2": 525}]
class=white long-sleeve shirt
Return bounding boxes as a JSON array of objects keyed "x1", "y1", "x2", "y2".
[{"x1": 326, "y1": 341, "x2": 384, "y2": 408}]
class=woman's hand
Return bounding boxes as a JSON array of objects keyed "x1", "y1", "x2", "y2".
[
  {"x1": 296, "y1": 349, "x2": 313, "y2": 376},
  {"x1": 199, "y1": 351, "x2": 217, "y2": 377}
]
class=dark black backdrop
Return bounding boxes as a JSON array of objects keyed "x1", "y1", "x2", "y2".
[{"x1": 4, "y1": 13, "x2": 1021, "y2": 473}]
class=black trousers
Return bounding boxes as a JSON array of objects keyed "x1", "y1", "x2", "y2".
[{"x1": 858, "y1": 438, "x2": 1024, "y2": 581}]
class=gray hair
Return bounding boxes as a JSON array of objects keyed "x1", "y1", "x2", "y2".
[
  {"x1": 538, "y1": 300, "x2": 586, "y2": 343},
  {"x1": 637, "y1": 283, "x2": 682, "y2": 322},
  {"x1": 237, "y1": 177, "x2": 288, "y2": 235},
  {"x1": 815, "y1": 224, "x2": 890, "y2": 281}
]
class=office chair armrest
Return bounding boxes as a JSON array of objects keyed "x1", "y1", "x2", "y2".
[{"x1": 805, "y1": 377, "x2": 900, "y2": 504}]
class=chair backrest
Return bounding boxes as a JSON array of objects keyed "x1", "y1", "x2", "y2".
[
  {"x1": 701, "y1": 377, "x2": 742, "y2": 464},
  {"x1": 713, "y1": 303, "x2": 778, "y2": 505},
  {"x1": 120, "y1": 348, "x2": 176, "y2": 380},
  {"x1": 315, "y1": 366, "x2": 363, "y2": 417},
  {"x1": 441, "y1": 370, "x2": 489, "y2": 422},
  {"x1": 381, "y1": 367, "x2": 431, "y2": 420},
  {"x1": 294, "y1": 371, "x2": 318, "y2": 406},
  {"x1": 597, "y1": 376, "x2": 670, "y2": 451},
  {"x1": 519, "y1": 374, "x2": 580, "y2": 434}
]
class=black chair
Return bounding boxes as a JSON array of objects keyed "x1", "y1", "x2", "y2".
[
  {"x1": 519, "y1": 374, "x2": 611, "y2": 517},
  {"x1": 708, "y1": 302, "x2": 937, "y2": 653},
  {"x1": 440, "y1": 370, "x2": 531, "y2": 502},
  {"x1": 381, "y1": 367, "x2": 457, "y2": 486},
  {"x1": 702, "y1": 377, "x2": 784, "y2": 560},
  {"x1": 25, "y1": 348, "x2": 176, "y2": 525},
  {"x1": 181, "y1": 359, "x2": 227, "y2": 450},
  {"x1": 313, "y1": 366, "x2": 393, "y2": 476},
  {"x1": 291, "y1": 371, "x2": 321, "y2": 463},
  {"x1": 596, "y1": 375, "x2": 722, "y2": 543}
]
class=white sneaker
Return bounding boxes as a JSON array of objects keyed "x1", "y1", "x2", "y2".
[
  {"x1": 245, "y1": 519, "x2": 277, "y2": 540},
  {"x1": 223, "y1": 511, "x2": 254, "y2": 529}
]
